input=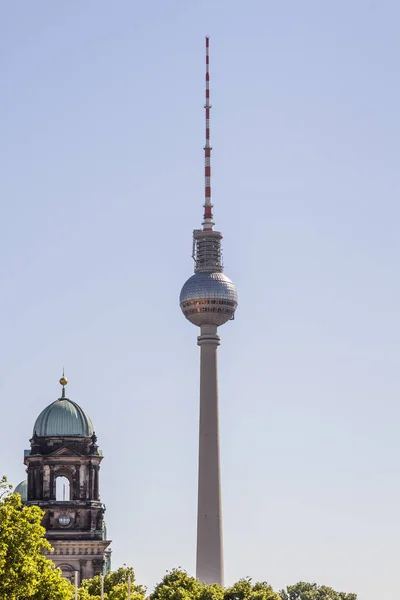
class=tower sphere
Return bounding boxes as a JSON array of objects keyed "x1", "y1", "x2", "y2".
[{"x1": 180, "y1": 271, "x2": 238, "y2": 327}]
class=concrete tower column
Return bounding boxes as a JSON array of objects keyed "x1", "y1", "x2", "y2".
[
  {"x1": 196, "y1": 323, "x2": 223, "y2": 586},
  {"x1": 180, "y1": 38, "x2": 238, "y2": 588}
]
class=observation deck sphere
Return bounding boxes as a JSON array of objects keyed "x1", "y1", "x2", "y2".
[{"x1": 180, "y1": 271, "x2": 238, "y2": 327}]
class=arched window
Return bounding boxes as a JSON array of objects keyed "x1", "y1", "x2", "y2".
[
  {"x1": 58, "y1": 564, "x2": 76, "y2": 583},
  {"x1": 56, "y1": 475, "x2": 71, "y2": 501}
]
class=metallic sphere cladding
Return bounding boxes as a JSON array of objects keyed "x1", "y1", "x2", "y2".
[{"x1": 180, "y1": 271, "x2": 238, "y2": 327}]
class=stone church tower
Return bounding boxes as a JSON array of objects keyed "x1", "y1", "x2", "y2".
[{"x1": 15, "y1": 376, "x2": 111, "y2": 583}]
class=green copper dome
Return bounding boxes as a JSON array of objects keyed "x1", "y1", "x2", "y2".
[
  {"x1": 33, "y1": 397, "x2": 94, "y2": 437},
  {"x1": 14, "y1": 479, "x2": 27, "y2": 501}
]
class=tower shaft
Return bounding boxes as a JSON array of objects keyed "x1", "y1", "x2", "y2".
[{"x1": 196, "y1": 324, "x2": 223, "y2": 586}]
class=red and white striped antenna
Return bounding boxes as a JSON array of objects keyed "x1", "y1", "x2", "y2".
[{"x1": 202, "y1": 36, "x2": 214, "y2": 231}]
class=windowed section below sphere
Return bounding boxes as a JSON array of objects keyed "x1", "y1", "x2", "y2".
[{"x1": 56, "y1": 476, "x2": 71, "y2": 501}]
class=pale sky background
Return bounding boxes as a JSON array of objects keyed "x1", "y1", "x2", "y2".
[{"x1": 1, "y1": 2, "x2": 399, "y2": 599}]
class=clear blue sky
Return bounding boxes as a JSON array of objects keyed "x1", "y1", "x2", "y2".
[{"x1": 1, "y1": 2, "x2": 399, "y2": 598}]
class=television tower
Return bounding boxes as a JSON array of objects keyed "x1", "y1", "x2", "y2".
[{"x1": 180, "y1": 37, "x2": 238, "y2": 586}]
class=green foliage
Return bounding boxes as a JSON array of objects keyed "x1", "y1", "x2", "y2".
[
  {"x1": 79, "y1": 566, "x2": 146, "y2": 600},
  {"x1": 225, "y1": 578, "x2": 280, "y2": 600},
  {"x1": 0, "y1": 475, "x2": 13, "y2": 498},
  {"x1": 149, "y1": 570, "x2": 279, "y2": 600},
  {"x1": 0, "y1": 475, "x2": 74, "y2": 600},
  {"x1": 149, "y1": 569, "x2": 203, "y2": 600},
  {"x1": 0, "y1": 476, "x2": 358, "y2": 600},
  {"x1": 200, "y1": 583, "x2": 225, "y2": 600},
  {"x1": 148, "y1": 570, "x2": 356, "y2": 600},
  {"x1": 279, "y1": 581, "x2": 357, "y2": 600}
]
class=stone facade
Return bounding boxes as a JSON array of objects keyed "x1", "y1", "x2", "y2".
[{"x1": 24, "y1": 430, "x2": 111, "y2": 583}]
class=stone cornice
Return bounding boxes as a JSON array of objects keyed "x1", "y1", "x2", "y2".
[{"x1": 46, "y1": 539, "x2": 111, "y2": 557}]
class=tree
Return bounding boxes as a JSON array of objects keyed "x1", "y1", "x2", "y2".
[
  {"x1": 150, "y1": 570, "x2": 279, "y2": 600},
  {"x1": 149, "y1": 568, "x2": 226, "y2": 600},
  {"x1": 0, "y1": 475, "x2": 359, "y2": 600},
  {"x1": 224, "y1": 578, "x2": 280, "y2": 600},
  {"x1": 0, "y1": 475, "x2": 74, "y2": 600},
  {"x1": 78, "y1": 566, "x2": 146, "y2": 600},
  {"x1": 149, "y1": 568, "x2": 203, "y2": 600},
  {"x1": 279, "y1": 581, "x2": 357, "y2": 600}
]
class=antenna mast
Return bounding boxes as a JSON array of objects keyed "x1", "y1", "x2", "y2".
[
  {"x1": 203, "y1": 36, "x2": 214, "y2": 231},
  {"x1": 192, "y1": 37, "x2": 223, "y2": 272}
]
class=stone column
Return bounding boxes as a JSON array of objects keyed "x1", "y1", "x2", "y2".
[
  {"x1": 85, "y1": 559, "x2": 94, "y2": 579},
  {"x1": 90, "y1": 510, "x2": 97, "y2": 531},
  {"x1": 75, "y1": 464, "x2": 81, "y2": 500},
  {"x1": 34, "y1": 465, "x2": 43, "y2": 500},
  {"x1": 49, "y1": 465, "x2": 56, "y2": 500},
  {"x1": 196, "y1": 323, "x2": 223, "y2": 586},
  {"x1": 27, "y1": 466, "x2": 34, "y2": 501},
  {"x1": 93, "y1": 465, "x2": 99, "y2": 500},
  {"x1": 80, "y1": 464, "x2": 87, "y2": 498},
  {"x1": 42, "y1": 465, "x2": 50, "y2": 499},
  {"x1": 88, "y1": 465, "x2": 93, "y2": 500}
]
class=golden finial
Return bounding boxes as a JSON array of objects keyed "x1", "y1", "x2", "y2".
[{"x1": 59, "y1": 369, "x2": 68, "y2": 395}]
